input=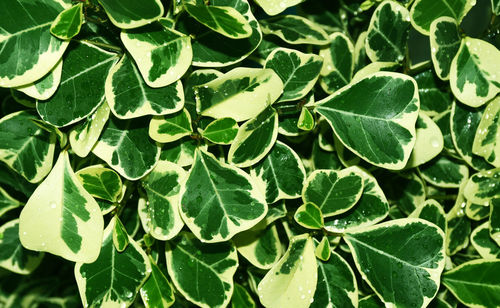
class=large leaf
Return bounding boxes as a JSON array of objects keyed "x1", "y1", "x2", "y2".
[
  {"x1": 410, "y1": 0, "x2": 475, "y2": 35},
  {"x1": 165, "y1": 232, "x2": 238, "y2": 308},
  {"x1": 121, "y1": 19, "x2": 192, "y2": 88},
  {"x1": 180, "y1": 150, "x2": 267, "y2": 242},
  {"x1": 450, "y1": 37, "x2": 500, "y2": 108},
  {"x1": 195, "y1": 67, "x2": 283, "y2": 122},
  {"x1": 442, "y1": 259, "x2": 500, "y2": 308},
  {"x1": 19, "y1": 151, "x2": 104, "y2": 263},
  {"x1": 92, "y1": 116, "x2": 161, "y2": 180},
  {"x1": 345, "y1": 218, "x2": 446, "y2": 308},
  {"x1": 75, "y1": 218, "x2": 151, "y2": 307},
  {"x1": 0, "y1": 0, "x2": 69, "y2": 87},
  {"x1": 473, "y1": 96, "x2": 500, "y2": 167},
  {"x1": 36, "y1": 42, "x2": 118, "y2": 127},
  {"x1": 319, "y1": 33, "x2": 355, "y2": 94},
  {"x1": 315, "y1": 72, "x2": 419, "y2": 170},
  {"x1": 259, "y1": 15, "x2": 330, "y2": 45},
  {"x1": 430, "y1": 17, "x2": 461, "y2": 80},
  {"x1": 98, "y1": 0, "x2": 164, "y2": 29},
  {"x1": 106, "y1": 54, "x2": 184, "y2": 119},
  {"x1": 257, "y1": 234, "x2": 317, "y2": 308},
  {"x1": 15, "y1": 59, "x2": 63, "y2": 101},
  {"x1": 0, "y1": 110, "x2": 56, "y2": 183}
]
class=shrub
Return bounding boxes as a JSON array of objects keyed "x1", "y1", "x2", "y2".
[{"x1": 0, "y1": 0, "x2": 499, "y2": 307}]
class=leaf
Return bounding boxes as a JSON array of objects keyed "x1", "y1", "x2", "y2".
[
  {"x1": 319, "y1": 33, "x2": 355, "y2": 94},
  {"x1": 316, "y1": 72, "x2": 419, "y2": 170},
  {"x1": 184, "y1": 3, "x2": 252, "y2": 39},
  {"x1": 257, "y1": 234, "x2": 317, "y2": 308},
  {"x1": 430, "y1": 17, "x2": 461, "y2": 81},
  {"x1": 446, "y1": 184, "x2": 472, "y2": 255},
  {"x1": 98, "y1": 0, "x2": 164, "y2": 29},
  {"x1": 470, "y1": 222, "x2": 500, "y2": 259},
  {"x1": 195, "y1": 67, "x2": 283, "y2": 122},
  {"x1": 253, "y1": 0, "x2": 304, "y2": 15},
  {"x1": 365, "y1": 1, "x2": 410, "y2": 63},
  {"x1": 264, "y1": 48, "x2": 323, "y2": 102},
  {"x1": 0, "y1": 187, "x2": 22, "y2": 218},
  {"x1": 149, "y1": 109, "x2": 193, "y2": 143},
  {"x1": 410, "y1": 0, "x2": 475, "y2": 35},
  {"x1": 442, "y1": 259, "x2": 500, "y2": 308},
  {"x1": 464, "y1": 168, "x2": 500, "y2": 204},
  {"x1": 434, "y1": 110, "x2": 458, "y2": 156},
  {"x1": 140, "y1": 256, "x2": 175, "y2": 308},
  {"x1": 141, "y1": 161, "x2": 186, "y2": 241},
  {"x1": 165, "y1": 232, "x2": 238, "y2": 308},
  {"x1": 315, "y1": 236, "x2": 330, "y2": 261},
  {"x1": 176, "y1": 0, "x2": 262, "y2": 67},
  {"x1": 112, "y1": 216, "x2": 129, "y2": 252},
  {"x1": 231, "y1": 283, "x2": 256, "y2": 308},
  {"x1": 294, "y1": 202, "x2": 324, "y2": 229},
  {"x1": 465, "y1": 200, "x2": 490, "y2": 220},
  {"x1": 345, "y1": 218, "x2": 446, "y2": 308},
  {"x1": 250, "y1": 141, "x2": 306, "y2": 204},
  {"x1": 106, "y1": 54, "x2": 184, "y2": 119},
  {"x1": 19, "y1": 151, "x2": 104, "y2": 263},
  {"x1": 450, "y1": 37, "x2": 500, "y2": 108},
  {"x1": 228, "y1": 106, "x2": 278, "y2": 168},
  {"x1": 311, "y1": 251, "x2": 358, "y2": 308},
  {"x1": 414, "y1": 70, "x2": 452, "y2": 116},
  {"x1": 121, "y1": 19, "x2": 192, "y2": 88},
  {"x1": 0, "y1": 110, "x2": 56, "y2": 183},
  {"x1": 50, "y1": 3, "x2": 83, "y2": 40},
  {"x1": 473, "y1": 96, "x2": 500, "y2": 167},
  {"x1": 161, "y1": 137, "x2": 205, "y2": 167},
  {"x1": 92, "y1": 116, "x2": 161, "y2": 180},
  {"x1": 76, "y1": 165, "x2": 123, "y2": 202},
  {"x1": 184, "y1": 69, "x2": 223, "y2": 117},
  {"x1": 36, "y1": 42, "x2": 118, "y2": 127},
  {"x1": 379, "y1": 172, "x2": 426, "y2": 214},
  {"x1": 260, "y1": 15, "x2": 330, "y2": 45},
  {"x1": 180, "y1": 150, "x2": 267, "y2": 242},
  {"x1": 15, "y1": 59, "x2": 63, "y2": 101},
  {"x1": 409, "y1": 199, "x2": 447, "y2": 232},
  {"x1": 406, "y1": 113, "x2": 444, "y2": 168},
  {"x1": 297, "y1": 108, "x2": 315, "y2": 131},
  {"x1": 0, "y1": 219, "x2": 44, "y2": 275},
  {"x1": 200, "y1": 118, "x2": 239, "y2": 144},
  {"x1": 302, "y1": 168, "x2": 364, "y2": 217},
  {"x1": 351, "y1": 61, "x2": 400, "y2": 83},
  {"x1": 490, "y1": 199, "x2": 500, "y2": 246},
  {"x1": 324, "y1": 168, "x2": 389, "y2": 233},
  {"x1": 0, "y1": 0, "x2": 69, "y2": 87},
  {"x1": 75, "y1": 217, "x2": 151, "y2": 307},
  {"x1": 419, "y1": 156, "x2": 469, "y2": 188}
]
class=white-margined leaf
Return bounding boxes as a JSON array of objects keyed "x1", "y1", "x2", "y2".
[{"x1": 98, "y1": 0, "x2": 164, "y2": 29}]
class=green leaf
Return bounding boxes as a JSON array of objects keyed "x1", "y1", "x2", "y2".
[
  {"x1": 409, "y1": 199, "x2": 447, "y2": 232},
  {"x1": 442, "y1": 259, "x2": 500, "y2": 308},
  {"x1": 106, "y1": 54, "x2": 184, "y2": 119},
  {"x1": 434, "y1": 110, "x2": 458, "y2": 156},
  {"x1": 200, "y1": 118, "x2": 239, "y2": 144},
  {"x1": 315, "y1": 236, "x2": 330, "y2": 261},
  {"x1": 345, "y1": 218, "x2": 446, "y2": 308},
  {"x1": 365, "y1": 1, "x2": 410, "y2": 63},
  {"x1": 165, "y1": 232, "x2": 238, "y2": 308},
  {"x1": 257, "y1": 234, "x2": 317, "y2": 308},
  {"x1": 359, "y1": 294, "x2": 385, "y2": 308},
  {"x1": 112, "y1": 216, "x2": 129, "y2": 252},
  {"x1": 450, "y1": 37, "x2": 500, "y2": 107},
  {"x1": 0, "y1": 0, "x2": 69, "y2": 87},
  {"x1": 180, "y1": 150, "x2": 267, "y2": 242},
  {"x1": 76, "y1": 165, "x2": 123, "y2": 203},
  {"x1": 149, "y1": 109, "x2": 193, "y2": 143},
  {"x1": 231, "y1": 283, "x2": 256, "y2": 308},
  {"x1": 294, "y1": 202, "x2": 324, "y2": 229},
  {"x1": 419, "y1": 156, "x2": 469, "y2": 188},
  {"x1": 319, "y1": 33, "x2": 355, "y2": 94},
  {"x1": 406, "y1": 113, "x2": 444, "y2": 168},
  {"x1": 250, "y1": 141, "x2": 306, "y2": 204},
  {"x1": 490, "y1": 198, "x2": 500, "y2": 246},
  {"x1": 380, "y1": 172, "x2": 425, "y2": 214},
  {"x1": 184, "y1": 3, "x2": 252, "y2": 39},
  {"x1": 471, "y1": 222, "x2": 500, "y2": 259},
  {"x1": 36, "y1": 42, "x2": 118, "y2": 127},
  {"x1": 464, "y1": 168, "x2": 500, "y2": 204},
  {"x1": 15, "y1": 58, "x2": 62, "y2": 101},
  {"x1": 473, "y1": 96, "x2": 500, "y2": 167},
  {"x1": 430, "y1": 17, "x2": 461, "y2": 81},
  {"x1": 50, "y1": 3, "x2": 83, "y2": 40},
  {"x1": 253, "y1": 0, "x2": 304, "y2": 15},
  {"x1": 19, "y1": 151, "x2": 104, "y2": 263},
  {"x1": 75, "y1": 217, "x2": 151, "y2": 307},
  {"x1": 92, "y1": 116, "x2": 161, "y2": 180},
  {"x1": 98, "y1": 0, "x2": 164, "y2": 29},
  {"x1": 140, "y1": 256, "x2": 175, "y2": 308},
  {"x1": 184, "y1": 69, "x2": 223, "y2": 118},
  {"x1": 0, "y1": 110, "x2": 56, "y2": 183},
  {"x1": 141, "y1": 161, "x2": 186, "y2": 241},
  {"x1": 264, "y1": 48, "x2": 323, "y2": 102},
  {"x1": 121, "y1": 19, "x2": 192, "y2": 88},
  {"x1": 414, "y1": 70, "x2": 452, "y2": 116},
  {"x1": 446, "y1": 184, "x2": 472, "y2": 255},
  {"x1": 260, "y1": 15, "x2": 330, "y2": 45},
  {"x1": 195, "y1": 67, "x2": 283, "y2": 122},
  {"x1": 351, "y1": 61, "x2": 400, "y2": 83},
  {"x1": 311, "y1": 251, "x2": 358, "y2": 308},
  {"x1": 465, "y1": 200, "x2": 490, "y2": 220},
  {"x1": 410, "y1": 0, "x2": 475, "y2": 35},
  {"x1": 324, "y1": 168, "x2": 389, "y2": 232},
  {"x1": 0, "y1": 187, "x2": 22, "y2": 218},
  {"x1": 0, "y1": 219, "x2": 44, "y2": 275},
  {"x1": 316, "y1": 72, "x2": 419, "y2": 170},
  {"x1": 297, "y1": 107, "x2": 315, "y2": 131},
  {"x1": 302, "y1": 168, "x2": 364, "y2": 217},
  {"x1": 228, "y1": 106, "x2": 278, "y2": 167},
  {"x1": 161, "y1": 137, "x2": 205, "y2": 167},
  {"x1": 69, "y1": 102, "x2": 110, "y2": 158}
]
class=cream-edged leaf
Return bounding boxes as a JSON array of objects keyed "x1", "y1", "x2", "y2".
[
  {"x1": 50, "y1": 3, "x2": 83, "y2": 40},
  {"x1": 259, "y1": 15, "x2": 330, "y2": 45},
  {"x1": 149, "y1": 109, "x2": 193, "y2": 143},
  {"x1": 76, "y1": 165, "x2": 123, "y2": 203},
  {"x1": 98, "y1": 0, "x2": 164, "y2": 29},
  {"x1": 473, "y1": 96, "x2": 500, "y2": 167},
  {"x1": 430, "y1": 17, "x2": 461, "y2": 80}
]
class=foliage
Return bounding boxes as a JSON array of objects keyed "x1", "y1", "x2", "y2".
[{"x1": 1, "y1": 0, "x2": 500, "y2": 307}]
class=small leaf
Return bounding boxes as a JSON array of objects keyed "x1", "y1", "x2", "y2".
[
  {"x1": 149, "y1": 109, "x2": 193, "y2": 143},
  {"x1": 260, "y1": 15, "x2": 330, "y2": 45},
  {"x1": 200, "y1": 118, "x2": 239, "y2": 144},
  {"x1": 464, "y1": 168, "x2": 500, "y2": 204},
  {"x1": 410, "y1": 0, "x2": 475, "y2": 35},
  {"x1": 315, "y1": 236, "x2": 331, "y2": 261},
  {"x1": 409, "y1": 199, "x2": 446, "y2": 232},
  {"x1": 98, "y1": 0, "x2": 164, "y2": 29},
  {"x1": 490, "y1": 199, "x2": 500, "y2": 246},
  {"x1": 76, "y1": 165, "x2": 123, "y2": 202},
  {"x1": 231, "y1": 283, "x2": 256, "y2": 308},
  {"x1": 320, "y1": 33, "x2": 355, "y2": 94},
  {"x1": 419, "y1": 156, "x2": 469, "y2": 188},
  {"x1": 405, "y1": 113, "x2": 444, "y2": 168},
  {"x1": 140, "y1": 256, "x2": 175, "y2": 308},
  {"x1": 297, "y1": 108, "x2": 315, "y2": 131},
  {"x1": 0, "y1": 187, "x2": 22, "y2": 218},
  {"x1": 50, "y1": 3, "x2": 84, "y2": 40},
  {"x1": 414, "y1": 70, "x2": 453, "y2": 116},
  {"x1": 446, "y1": 183, "x2": 472, "y2": 255},
  {"x1": 253, "y1": 0, "x2": 304, "y2": 15},
  {"x1": 112, "y1": 216, "x2": 129, "y2": 252},
  {"x1": 294, "y1": 202, "x2": 324, "y2": 229},
  {"x1": 473, "y1": 96, "x2": 500, "y2": 167},
  {"x1": 430, "y1": 17, "x2": 461, "y2": 80},
  {"x1": 470, "y1": 222, "x2": 500, "y2": 259}
]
